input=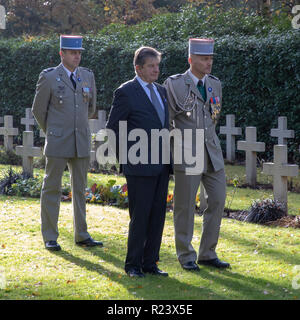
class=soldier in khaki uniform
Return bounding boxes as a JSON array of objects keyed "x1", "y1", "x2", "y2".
[
  {"x1": 164, "y1": 38, "x2": 230, "y2": 270},
  {"x1": 32, "y1": 35, "x2": 103, "y2": 251}
]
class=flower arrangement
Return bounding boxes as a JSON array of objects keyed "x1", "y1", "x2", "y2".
[{"x1": 84, "y1": 179, "x2": 128, "y2": 208}]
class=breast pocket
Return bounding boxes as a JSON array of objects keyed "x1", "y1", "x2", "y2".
[
  {"x1": 47, "y1": 127, "x2": 63, "y2": 138},
  {"x1": 52, "y1": 86, "x2": 71, "y2": 106}
]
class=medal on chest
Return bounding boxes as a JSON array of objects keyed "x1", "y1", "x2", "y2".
[
  {"x1": 209, "y1": 96, "x2": 221, "y2": 123},
  {"x1": 82, "y1": 82, "x2": 92, "y2": 103}
]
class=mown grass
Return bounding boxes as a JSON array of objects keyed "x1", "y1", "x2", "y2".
[{"x1": 0, "y1": 164, "x2": 300, "y2": 300}]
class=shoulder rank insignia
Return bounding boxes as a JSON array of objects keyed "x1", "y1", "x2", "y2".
[
  {"x1": 208, "y1": 74, "x2": 219, "y2": 81},
  {"x1": 169, "y1": 74, "x2": 182, "y2": 80},
  {"x1": 81, "y1": 67, "x2": 93, "y2": 73},
  {"x1": 43, "y1": 67, "x2": 55, "y2": 73}
]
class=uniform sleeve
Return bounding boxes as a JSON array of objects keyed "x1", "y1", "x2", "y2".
[
  {"x1": 163, "y1": 78, "x2": 178, "y2": 131},
  {"x1": 31, "y1": 72, "x2": 51, "y2": 133},
  {"x1": 89, "y1": 72, "x2": 97, "y2": 118}
]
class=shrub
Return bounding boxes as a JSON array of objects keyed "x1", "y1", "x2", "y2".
[
  {"x1": 244, "y1": 198, "x2": 287, "y2": 224},
  {"x1": 0, "y1": 146, "x2": 22, "y2": 165},
  {"x1": 0, "y1": 7, "x2": 298, "y2": 163},
  {"x1": 0, "y1": 168, "x2": 70, "y2": 198}
]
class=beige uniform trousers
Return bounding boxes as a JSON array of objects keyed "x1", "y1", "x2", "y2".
[
  {"x1": 41, "y1": 156, "x2": 90, "y2": 243},
  {"x1": 173, "y1": 150, "x2": 226, "y2": 264}
]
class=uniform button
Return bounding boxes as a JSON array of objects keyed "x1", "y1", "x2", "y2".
[{"x1": 76, "y1": 105, "x2": 78, "y2": 108}]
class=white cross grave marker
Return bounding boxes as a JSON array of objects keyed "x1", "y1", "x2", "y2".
[
  {"x1": 220, "y1": 114, "x2": 242, "y2": 162},
  {"x1": 237, "y1": 127, "x2": 265, "y2": 187},
  {"x1": 270, "y1": 116, "x2": 294, "y2": 145},
  {"x1": 0, "y1": 115, "x2": 19, "y2": 151},
  {"x1": 89, "y1": 110, "x2": 106, "y2": 167},
  {"x1": 263, "y1": 144, "x2": 299, "y2": 212},
  {"x1": 16, "y1": 131, "x2": 43, "y2": 176},
  {"x1": 21, "y1": 108, "x2": 37, "y2": 131}
]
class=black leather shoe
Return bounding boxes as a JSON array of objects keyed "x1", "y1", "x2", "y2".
[
  {"x1": 197, "y1": 258, "x2": 230, "y2": 269},
  {"x1": 76, "y1": 237, "x2": 103, "y2": 247},
  {"x1": 142, "y1": 267, "x2": 168, "y2": 277},
  {"x1": 45, "y1": 241, "x2": 61, "y2": 251},
  {"x1": 126, "y1": 268, "x2": 145, "y2": 278},
  {"x1": 182, "y1": 261, "x2": 200, "y2": 271}
]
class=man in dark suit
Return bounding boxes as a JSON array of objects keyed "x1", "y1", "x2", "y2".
[{"x1": 106, "y1": 46, "x2": 172, "y2": 277}]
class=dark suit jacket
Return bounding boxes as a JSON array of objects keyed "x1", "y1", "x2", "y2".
[{"x1": 106, "y1": 77, "x2": 173, "y2": 176}]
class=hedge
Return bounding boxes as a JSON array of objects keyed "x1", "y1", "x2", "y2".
[{"x1": 0, "y1": 7, "x2": 299, "y2": 163}]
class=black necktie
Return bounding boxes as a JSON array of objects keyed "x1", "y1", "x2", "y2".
[{"x1": 70, "y1": 73, "x2": 76, "y2": 89}]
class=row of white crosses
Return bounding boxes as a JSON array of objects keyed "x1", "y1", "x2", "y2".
[
  {"x1": 0, "y1": 109, "x2": 107, "y2": 176},
  {"x1": 220, "y1": 114, "x2": 299, "y2": 212}
]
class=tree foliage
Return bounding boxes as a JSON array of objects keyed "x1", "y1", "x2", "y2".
[
  {"x1": 0, "y1": 0, "x2": 160, "y2": 36},
  {"x1": 0, "y1": 0, "x2": 299, "y2": 37},
  {"x1": 0, "y1": 6, "x2": 299, "y2": 163}
]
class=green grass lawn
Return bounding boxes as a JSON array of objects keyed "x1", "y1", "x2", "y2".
[{"x1": 0, "y1": 164, "x2": 300, "y2": 300}]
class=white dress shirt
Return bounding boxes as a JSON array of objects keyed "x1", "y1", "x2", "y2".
[
  {"x1": 136, "y1": 76, "x2": 164, "y2": 111},
  {"x1": 188, "y1": 69, "x2": 207, "y2": 87},
  {"x1": 62, "y1": 64, "x2": 78, "y2": 80}
]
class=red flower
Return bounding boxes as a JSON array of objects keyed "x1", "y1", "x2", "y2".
[
  {"x1": 121, "y1": 184, "x2": 128, "y2": 193},
  {"x1": 91, "y1": 183, "x2": 97, "y2": 194}
]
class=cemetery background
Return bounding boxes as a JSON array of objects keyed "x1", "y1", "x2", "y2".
[{"x1": 0, "y1": 2, "x2": 300, "y2": 300}]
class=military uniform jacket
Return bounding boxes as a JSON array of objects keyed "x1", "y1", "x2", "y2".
[
  {"x1": 164, "y1": 70, "x2": 224, "y2": 172},
  {"x1": 32, "y1": 63, "x2": 96, "y2": 158}
]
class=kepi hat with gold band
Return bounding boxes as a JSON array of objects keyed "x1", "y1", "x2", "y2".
[
  {"x1": 60, "y1": 35, "x2": 85, "y2": 50},
  {"x1": 189, "y1": 38, "x2": 214, "y2": 56}
]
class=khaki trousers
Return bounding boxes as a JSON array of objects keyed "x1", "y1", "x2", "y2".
[
  {"x1": 40, "y1": 156, "x2": 90, "y2": 243},
  {"x1": 173, "y1": 162, "x2": 226, "y2": 264}
]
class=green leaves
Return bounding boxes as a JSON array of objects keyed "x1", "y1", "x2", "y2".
[{"x1": 0, "y1": 7, "x2": 299, "y2": 163}]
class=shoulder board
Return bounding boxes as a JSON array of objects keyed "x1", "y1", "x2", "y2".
[
  {"x1": 42, "y1": 67, "x2": 54, "y2": 73},
  {"x1": 169, "y1": 74, "x2": 183, "y2": 80},
  {"x1": 81, "y1": 67, "x2": 93, "y2": 73},
  {"x1": 208, "y1": 74, "x2": 220, "y2": 81}
]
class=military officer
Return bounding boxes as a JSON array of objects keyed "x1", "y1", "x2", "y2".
[
  {"x1": 32, "y1": 35, "x2": 103, "y2": 251},
  {"x1": 164, "y1": 38, "x2": 230, "y2": 270}
]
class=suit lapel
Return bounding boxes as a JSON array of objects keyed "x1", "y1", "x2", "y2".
[
  {"x1": 133, "y1": 77, "x2": 151, "y2": 104},
  {"x1": 133, "y1": 78, "x2": 164, "y2": 127},
  {"x1": 57, "y1": 63, "x2": 75, "y2": 91}
]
